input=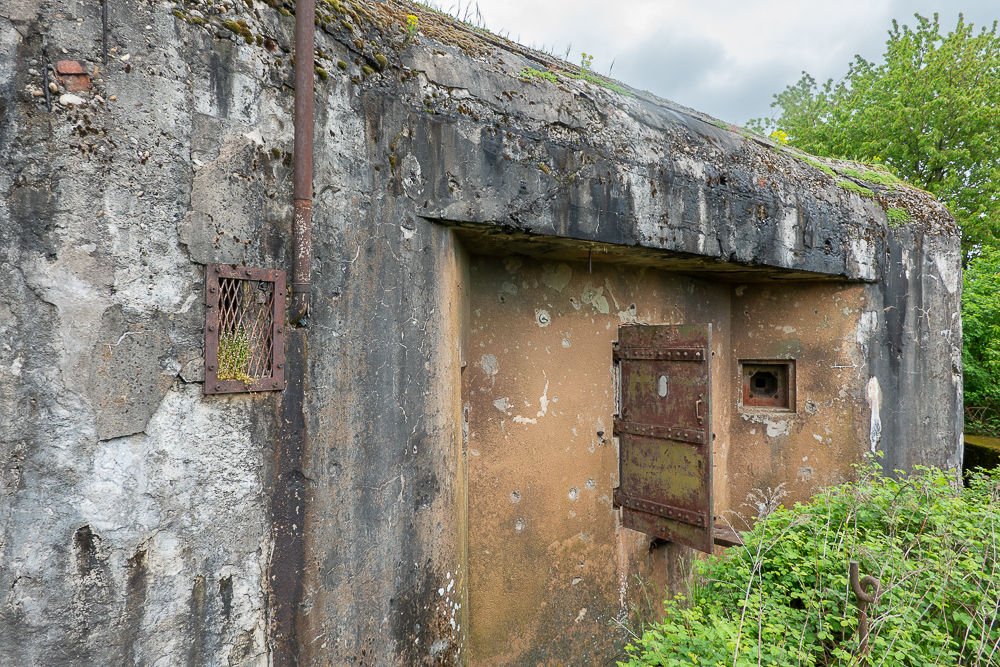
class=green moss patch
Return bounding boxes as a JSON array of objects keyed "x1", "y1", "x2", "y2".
[
  {"x1": 886, "y1": 207, "x2": 911, "y2": 226},
  {"x1": 838, "y1": 179, "x2": 874, "y2": 197},
  {"x1": 799, "y1": 155, "x2": 835, "y2": 177}
]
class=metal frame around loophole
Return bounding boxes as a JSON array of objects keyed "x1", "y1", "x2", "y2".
[
  {"x1": 205, "y1": 264, "x2": 286, "y2": 394},
  {"x1": 740, "y1": 359, "x2": 795, "y2": 411}
]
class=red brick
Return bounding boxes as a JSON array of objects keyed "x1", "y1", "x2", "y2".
[
  {"x1": 62, "y1": 75, "x2": 91, "y2": 92},
  {"x1": 56, "y1": 60, "x2": 85, "y2": 74},
  {"x1": 54, "y1": 61, "x2": 91, "y2": 92}
]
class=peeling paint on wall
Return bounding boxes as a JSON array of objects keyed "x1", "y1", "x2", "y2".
[{"x1": 867, "y1": 376, "x2": 882, "y2": 453}]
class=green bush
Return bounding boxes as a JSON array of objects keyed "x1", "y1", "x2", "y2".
[
  {"x1": 620, "y1": 461, "x2": 1000, "y2": 666},
  {"x1": 745, "y1": 14, "x2": 1000, "y2": 259}
]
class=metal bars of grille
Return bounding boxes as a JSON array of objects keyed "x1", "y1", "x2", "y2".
[
  {"x1": 205, "y1": 264, "x2": 286, "y2": 394},
  {"x1": 217, "y1": 278, "x2": 274, "y2": 380}
]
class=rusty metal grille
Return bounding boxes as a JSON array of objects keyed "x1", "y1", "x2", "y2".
[{"x1": 205, "y1": 264, "x2": 285, "y2": 394}]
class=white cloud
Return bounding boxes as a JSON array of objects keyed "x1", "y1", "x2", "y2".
[{"x1": 464, "y1": 0, "x2": 998, "y2": 123}]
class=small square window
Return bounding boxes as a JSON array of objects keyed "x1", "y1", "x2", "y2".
[
  {"x1": 205, "y1": 264, "x2": 285, "y2": 394},
  {"x1": 740, "y1": 360, "x2": 795, "y2": 411}
]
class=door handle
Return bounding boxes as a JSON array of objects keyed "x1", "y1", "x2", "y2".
[{"x1": 695, "y1": 395, "x2": 704, "y2": 425}]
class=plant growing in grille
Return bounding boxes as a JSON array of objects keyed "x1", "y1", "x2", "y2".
[{"x1": 205, "y1": 264, "x2": 285, "y2": 394}]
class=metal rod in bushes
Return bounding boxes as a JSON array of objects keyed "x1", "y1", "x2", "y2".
[{"x1": 850, "y1": 560, "x2": 882, "y2": 656}]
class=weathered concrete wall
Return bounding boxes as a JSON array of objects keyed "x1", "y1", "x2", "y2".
[
  {"x1": 297, "y1": 221, "x2": 469, "y2": 665},
  {"x1": 0, "y1": 1, "x2": 280, "y2": 664},
  {"x1": 867, "y1": 230, "x2": 964, "y2": 475},
  {"x1": 723, "y1": 233, "x2": 962, "y2": 513},
  {"x1": 0, "y1": 0, "x2": 962, "y2": 665},
  {"x1": 2, "y1": 0, "x2": 477, "y2": 660}
]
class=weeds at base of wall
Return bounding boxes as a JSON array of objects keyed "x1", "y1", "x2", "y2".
[
  {"x1": 616, "y1": 572, "x2": 671, "y2": 642},
  {"x1": 619, "y1": 457, "x2": 1000, "y2": 666}
]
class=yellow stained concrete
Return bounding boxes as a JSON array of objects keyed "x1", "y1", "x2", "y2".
[
  {"x1": 727, "y1": 282, "x2": 870, "y2": 514},
  {"x1": 459, "y1": 255, "x2": 873, "y2": 666},
  {"x1": 464, "y1": 256, "x2": 729, "y2": 666}
]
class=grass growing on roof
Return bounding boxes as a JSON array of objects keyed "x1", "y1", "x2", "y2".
[
  {"x1": 838, "y1": 179, "x2": 874, "y2": 197},
  {"x1": 567, "y1": 69, "x2": 631, "y2": 96},
  {"x1": 886, "y1": 207, "x2": 910, "y2": 226},
  {"x1": 860, "y1": 168, "x2": 902, "y2": 188},
  {"x1": 519, "y1": 67, "x2": 557, "y2": 83},
  {"x1": 798, "y1": 155, "x2": 836, "y2": 177}
]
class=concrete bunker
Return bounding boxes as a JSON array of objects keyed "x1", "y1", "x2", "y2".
[{"x1": 0, "y1": 1, "x2": 963, "y2": 666}]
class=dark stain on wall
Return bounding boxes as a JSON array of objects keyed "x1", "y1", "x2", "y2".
[
  {"x1": 122, "y1": 549, "x2": 148, "y2": 667},
  {"x1": 219, "y1": 575, "x2": 233, "y2": 620},
  {"x1": 187, "y1": 575, "x2": 206, "y2": 667}
]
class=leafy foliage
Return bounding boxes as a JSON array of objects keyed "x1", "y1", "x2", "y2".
[
  {"x1": 748, "y1": 14, "x2": 1000, "y2": 258},
  {"x1": 963, "y1": 246, "x2": 1000, "y2": 435},
  {"x1": 620, "y1": 462, "x2": 1000, "y2": 666}
]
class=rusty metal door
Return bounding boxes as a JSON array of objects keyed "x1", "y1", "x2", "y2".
[{"x1": 613, "y1": 324, "x2": 714, "y2": 553}]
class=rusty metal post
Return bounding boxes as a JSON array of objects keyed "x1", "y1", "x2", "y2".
[
  {"x1": 850, "y1": 560, "x2": 882, "y2": 656},
  {"x1": 290, "y1": 0, "x2": 314, "y2": 324}
]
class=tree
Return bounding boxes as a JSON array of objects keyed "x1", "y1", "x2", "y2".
[
  {"x1": 962, "y1": 246, "x2": 1000, "y2": 434},
  {"x1": 748, "y1": 13, "x2": 1000, "y2": 260}
]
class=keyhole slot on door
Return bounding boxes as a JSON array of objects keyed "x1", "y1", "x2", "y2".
[{"x1": 658, "y1": 375, "x2": 668, "y2": 397}]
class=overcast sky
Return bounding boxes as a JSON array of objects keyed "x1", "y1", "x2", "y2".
[{"x1": 455, "y1": 1, "x2": 998, "y2": 125}]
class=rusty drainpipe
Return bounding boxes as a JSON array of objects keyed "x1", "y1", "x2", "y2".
[
  {"x1": 270, "y1": 1, "x2": 314, "y2": 666},
  {"x1": 290, "y1": 0, "x2": 314, "y2": 323}
]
